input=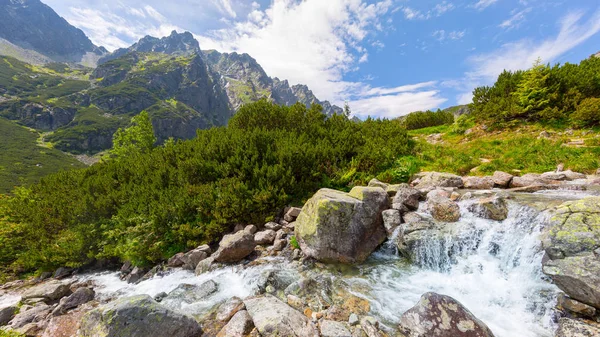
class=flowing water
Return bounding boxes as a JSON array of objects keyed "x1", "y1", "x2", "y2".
[{"x1": 17, "y1": 189, "x2": 597, "y2": 336}]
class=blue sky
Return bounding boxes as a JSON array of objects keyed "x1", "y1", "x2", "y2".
[{"x1": 43, "y1": 0, "x2": 600, "y2": 118}]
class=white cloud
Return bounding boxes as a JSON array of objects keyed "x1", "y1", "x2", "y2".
[
  {"x1": 401, "y1": 2, "x2": 455, "y2": 20},
  {"x1": 211, "y1": 0, "x2": 237, "y2": 19},
  {"x1": 457, "y1": 9, "x2": 600, "y2": 103},
  {"x1": 473, "y1": 0, "x2": 498, "y2": 11},
  {"x1": 433, "y1": 30, "x2": 465, "y2": 41},
  {"x1": 499, "y1": 7, "x2": 532, "y2": 29}
]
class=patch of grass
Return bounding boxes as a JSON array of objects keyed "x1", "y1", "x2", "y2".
[{"x1": 0, "y1": 118, "x2": 84, "y2": 193}]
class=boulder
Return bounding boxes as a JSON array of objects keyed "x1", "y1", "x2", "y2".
[
  {"x1": 541, "y1": 172, "x2": 567, "y2": 181},
  {"x1": 426, "y1": 193, "x2": 461, "y2": 223},
  {"x1": 543, "y1": 254, "x2": 600, "y2": 309},
  {"x1": 0, "y1": 305, "x2": 18, "y2": 326},
  {"x1": 164, "y1": 280, "x2": 218, "y2": 304},
  {"x1": 319, "y1": 320, "x2": 352, "y2": 337},
  {"x1": 492, "y1": 171, "x2": 513, "y2": 187},
  {"x1": 79, "y1": 295, "x2": 202, "y2": 337},
  {"x1": 412, "y1": 172, "x2": 463, "y2": 190},
  {"x1": 53, "y1": 267, "x2": 73, "y2": 279},
  {"x1": 213, "y1": 230, "x2": 257, "y2": 263},
  {"x1": 555, "y1": 317, "x2": 600, "y2": 337},
  {"x1": 21, "y1": 280, "x2": 71, "y2": 303},
  {"x1": 265, "y1": 222, "x2": 282, "y2": 231},
  {"x1": 557, "y1": 293, "x2": 596, "y2": 317},
  {"x1": 9, "y1": 304, "x2": 51, "y2": 329},
  {"x1": 51, "y1": 287, "x2": 95, "y2": 316},
  {"x1": 124, "y1": 267, "x2": 147, "y2": 284},
  {"x1": 181, "y1": 248, "x2": 209, "y2": 270},
  {"x1": 391, "y1": 187, "x2": 422, "y2": 213},
  {"x1": 294, "y1": 187, "x2": 388, "y2": 264},
  {"x1": 509, "y1": 174, "x2": 551, "y2": 188},
  {"x1": 385, "y1": 183, "x2": 409, "y2": 197},
  {"x1": 217, "y1": 310, "x2": 254, "y2": 337},
  {"x1": 398, "y1": 292, "x2": 495, "y2": 337},
  {"x1": 255, "y1": 230, "x2": 277, "y2": 245},
  {"x1": 243, "y1": 294, "x2": 319, "y2": 337},
  {"x1": 42, "y1": 308, "x2": 86, "y2": 337},
  {"x1": 195, "y1": 256, "x2": 215, "y2": 275},
  {"x1": 216, "y1": 297, "x2": 245, "y2": 322},
  {"x1": 467, "y1": 196, "x2": 508, "y2": 221},
  {"x1": 462, "y1": 176, "x2": 494, "y2": 190},
  {"x1": 284, "y1": 207, "x2": 303, "y2": 222},
  {"x1": 541, "y1": 197, "x2": 600, "y2": 259},
  {"x1": 382, "y1": 209, "x2": 402, "y2": 235},
  {"x1": 245, "y1": 225, "x2": 258, "y2": 234},
  {"x1": 167, "y1": 253, "x2": 185, "y2": 267},
  {"x1": 563, "y1": 170, "x2": 587, "y2": 181}
]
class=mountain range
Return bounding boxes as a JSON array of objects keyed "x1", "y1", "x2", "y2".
[{"x1": 0, "y1": 0, "x2": 342, "y2": 155}]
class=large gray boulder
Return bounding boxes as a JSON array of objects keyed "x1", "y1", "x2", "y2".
[
  {"x1": 462, "y1": 176, "x2": 494, "y2": 190},
  {"x1": 212, "y1": 230, "x2": 257, "y2": 263},
  {"x1": 492, "y1": 171, "x2": 513, "y2": 187},
  {"x1": 555, "y1": 317, "x2": 600, "y2": 337},
  {"x1": 51, "y1": 287, "x2": 95, "y2": 316},
  {"x1": 8, "y1": 304, "x2": 51, "y2": 329},
  {"x1": 181, "y1": 247, "x2": 209, "y2": 270},
  {"x1": 543, "y1": 254, "x2": 600, "y2": 309},
  {"x1": 467, "y1": 196, "x2": 508, "y2": 221},
  {"x1": 294, "y1": 187, "x2": 388, "y2": 264},
  {"x1": 243, "y1": 294, "x2": 319, "y2": 337},
  {"x1": 398, "y1": 292, "x2": 495, "y2": 337},
  {"x1": 0, "y1": 305, "x2": 17, "y2": 326},
  {"x1": 391, "y1": 186, "x2": 422, "y2": 213},
  {"x1": 412, "y1": 172, "x2": 464, "y2": 190},
  {"x1": 425, "y1": 191, "x2": 461, "y2": 222},
  {"x1": 216, "y1": 310, "x2": 254, "y2": 337},
  {"x1": 255, "y1": 230, "x2": 277, "y2": 245},
  {"x1": 164, "y1": 280, "x2": 218, "y2": 304},
  {"x1": 21, "y1": 280, "x2": 71, "y2": 303},
  {"x1": 79, "y1": 294, "x2": 202, "y2": 337}
]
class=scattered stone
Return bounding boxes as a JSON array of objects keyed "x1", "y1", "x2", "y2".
[
  {"x1": 509, "y1": 174, "x2": 550, "y2": 188},
  {"x1": 382, "y1": 209, "x2": 402, "y2": 235},
  {"x1": 450, "y1": 192, "x2": 461, "y2": 201},
  {"x1": 563, "y1": 170, "x2": 587, "y2": 181},
  {"x1": 51, "y1": 287, "x2": 95, "y2": 316},
  {"x1": 274, "y1": 239, "x2": 287, "y2": 251},
  {"x1": 124, "y1": 267, "x2": 146, "y2": 284},
  {"x1": 426, "y1": 192, "x2": 461, "y2": 222},
  {"x1": 348, "y1": 314, "x2": 359, "y2": 326},
  {"x1": 539, "y1": 131, "x2": 551, "y2": 139},
  {"x1": 216, "y1": 297, "x2": 246, "y2": 322},
  {"x1": 360, "y1": 317, "x2": 381, "y2": 337},
  {"x1": 181, "y1": 248, "x2": 209, "y2": 270},
  {"x1": 195, "y1": 256, "x2": 215, "y2": 275},
  {"x1": 245, "y1": 225, "x2": 258, "y2": 234},
  {"x1": 541, "y1": 172, "x2": 567, "y2": 181},
  {"x1": 556, "y1": 164, "x2": 565, "y2": 172},
  {"x1": 244, "y1": 294, "x2": 319, "y2": 337},
  {"x1": 154, "y1": 292, "x2": 167, "y2": 302},
  {"x1": 392, "y1": 187, "x2": 422, "y2": 213},
  {"x1": 543, "y1": 254, "x2": 600, "y2": 309},
  {"x1": 293, "y1": 249, "x2": 302, "y2": 260},
  {"x1": 385, "y1": 183, "x2": 409, "y2": 197},
  {"x1": 120, "y1": 261, "x2": 133, "y2": 275},
  {"x1": 462, "y1": 176, "x2": 494, "y2": 190},
  {"x1": 557, "y1": 293, "x2": 596, "y2": 317},
  {"x1": 217, "y1": 310, "x2": 254, "y2": 337},
  {"x1": 0, "y1": 305, "x2": 18, "y2": 326},
  {"x1": 213, "y1": 230, "x2": 257, "y2": 263},
  {"x1": 295, "y1": 187, "x2": 388, "y2": 264},
  {"x1": 9, "y1": 304, "x2": 51, "y2": 329},
  {"x1": 287, "y1": 295, "x2": 305, "y2": 311},
  {"x1": 467, "y1": 196, "x2": 508, "y2": 221},
  {"x1": 492, "y1": 171, "x2": 513, "y2": 187},
  {"x1": 555, "y1": 317, "x2": 600, "y2": 337},
  {"x1": 255, "y1": 230, "x2": 277, "y2": 245},
  {"x1": 42, "y1": 308, "x2": 86, "y2": 337},
  {"x1": 320, "y1": 320, "x2": 352, "y2": 337},
  {"x1": 284, "y1": 207, "x2": 303, "y2": 222},
  {"x1": 167, "y1": 253, "x2": 185, "y2": 267},
  {"x1": 398, "y1": 292, "x2": 495, "y2": 337},
  {"x1": 164, "y1": 280, "x2": 218, "y2": 304},
  {"x1": 275, "y1": 229, "x2": 287, "y2": 241},
  {"x1": 21, "y1": 280, "x2": 71, "y2": 303},
  {"x1": 265, "y1": 222, "x2": 282, "y2": 231},
  {"x1": 368, "y1": 178, "x2": 389, "y2": 190},
  {"x1": 234, "y1": 224, "x2": 245, "y2": 233},
  {"x1": 412, "y1": 172, "x2": 463, "y2": 190},
  {"x1": 80, "y1": 295, "x2": 202, "y2": 337},
  {"x1": 53, "y1": 267, "x2": 73, "y2": 279}
]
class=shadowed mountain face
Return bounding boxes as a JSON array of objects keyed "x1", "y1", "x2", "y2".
[{"x1": 0, "y1": 0, "x2": 106, "y2": 65}]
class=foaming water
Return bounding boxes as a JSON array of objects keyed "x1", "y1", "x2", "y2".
[{"x1": 345, "y1": 201, "x2": 558, "y2": 337}]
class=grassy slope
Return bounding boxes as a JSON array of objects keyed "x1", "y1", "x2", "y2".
[
  {"x1": 0, "y1": 118, "x2": 85, "y2": 193},
  {"x1": 407, "y1": 124, "x2": 600, "y2": 176}
]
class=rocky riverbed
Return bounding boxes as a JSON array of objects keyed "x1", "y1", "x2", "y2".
[{"x1": 1, "y1": 170, "x2": 600, "y2": 337}]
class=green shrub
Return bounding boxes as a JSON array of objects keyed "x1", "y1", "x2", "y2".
[
  {"x1": 572, "y1": 97, "x2": 600, "y2": 127},
  {"x1": 402, "y1": 109, "x2": 454, "y2": 130},
  {"x1": 290, "y1": 236, "x2": 300, "y2": 250},
  {"x1": 451, "y1": 115, "x2": 475, "y2": 135}
]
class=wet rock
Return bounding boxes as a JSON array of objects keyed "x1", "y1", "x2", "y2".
[
  {"x1": 51, "y1": 287, "x2": 95, "y2": 316},
  {"x1": 164, "y1": 280, "x2": 218, "y2": 304},
  {"x1": 80, "y1": 295, "x2": 202, "y2": 337},
  {"x1": 243, "y1": 294, "x2": 319, "y2": 337},
  {"x1": 555, "y1": 317, "x2": 600, "y2": 337},
  {"x1": 360, "y1": 317, "x2": 381, "y2": 337},
  {"x1": 398, "y1": 292, "x2": 495, "y2": 337},
  {"x1": 154, "y1": 292, "x2": 167, "y2": 302},
  {"x1": 285, "y1": 207, "x2": 303, "y2": 222},
  {"x1": 195, "y1": 256, "x2": 215, "y2": 275},
  {"x1": 53, "y1": 267, "x2": 73, "y2": 279},
  {"x1": 426, "y1": 192, "x2": 460, "y2": 222},
  {"x1": 391, "y1": 186, "x2": 422, "y2": 213},
  {"x1": 462, "y1": 176, "x2": 494, "y2": 190},
  {"x1": 9, "y1": 304, "x2": 51, "y2": 329},
  {"x1": 217, "y1": 310, "x2": 254, "y2": 337},
  {"x1": 265, "y1": 222, "x2": 282, "y2": 231},
  {"x1": 295, "y1": 187, "x2": 388, "y2": 264},
  {"x1": 213, "y1": 230, "x2": 257, "y2": 263},
  {"x1": 0, "y1": 305, "x2": 18, "y2": 326},
  {"x1": 320, "y1": 320, "x2": 352, "y2": 337},
  {"x1": 167, "y1": 253, "x2": 185, "y2": 267},
  {"x1": 181, "y1": 248, "x2": 209, "y2": 270},
  {"x1": 557, "y1": 293, "x2": 596, "y2": 317},
  {"x1": 21, "y1": 280, "x2": 71, "y2": 303},
  {"x1": 119, "y1": 261, "x2": 133, "y2": 275},
  {"x1": 467, "y1": 196, "x2": 508, "y2": 221},
  {"x1": 543, "y1": 254, "x2": 600, "y2": 309},
  {"x1": 492, "y1": 171, "x2": 513, "y2": 188},
  {"x1": 541, "y1": 197, "x2": 600, "y2": 259},
  {"x1": 255, "y1": 230, "x2": 277, "y2": 245},
  {"x1": 412, "y1": 172, "x2": 464, "y2": 190},
  {"x1": 273, "y1": 239, "x2": 287, "y2": 251},
  {"x1": 382, "y1": 210, "x2": 402, "y2": 235},
  {"x1": 124, "y1": 267, "x2": 147, "y2": 284},
  {"x1": 216, "y1": 297, "x2": 245, "y2": 322}
]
